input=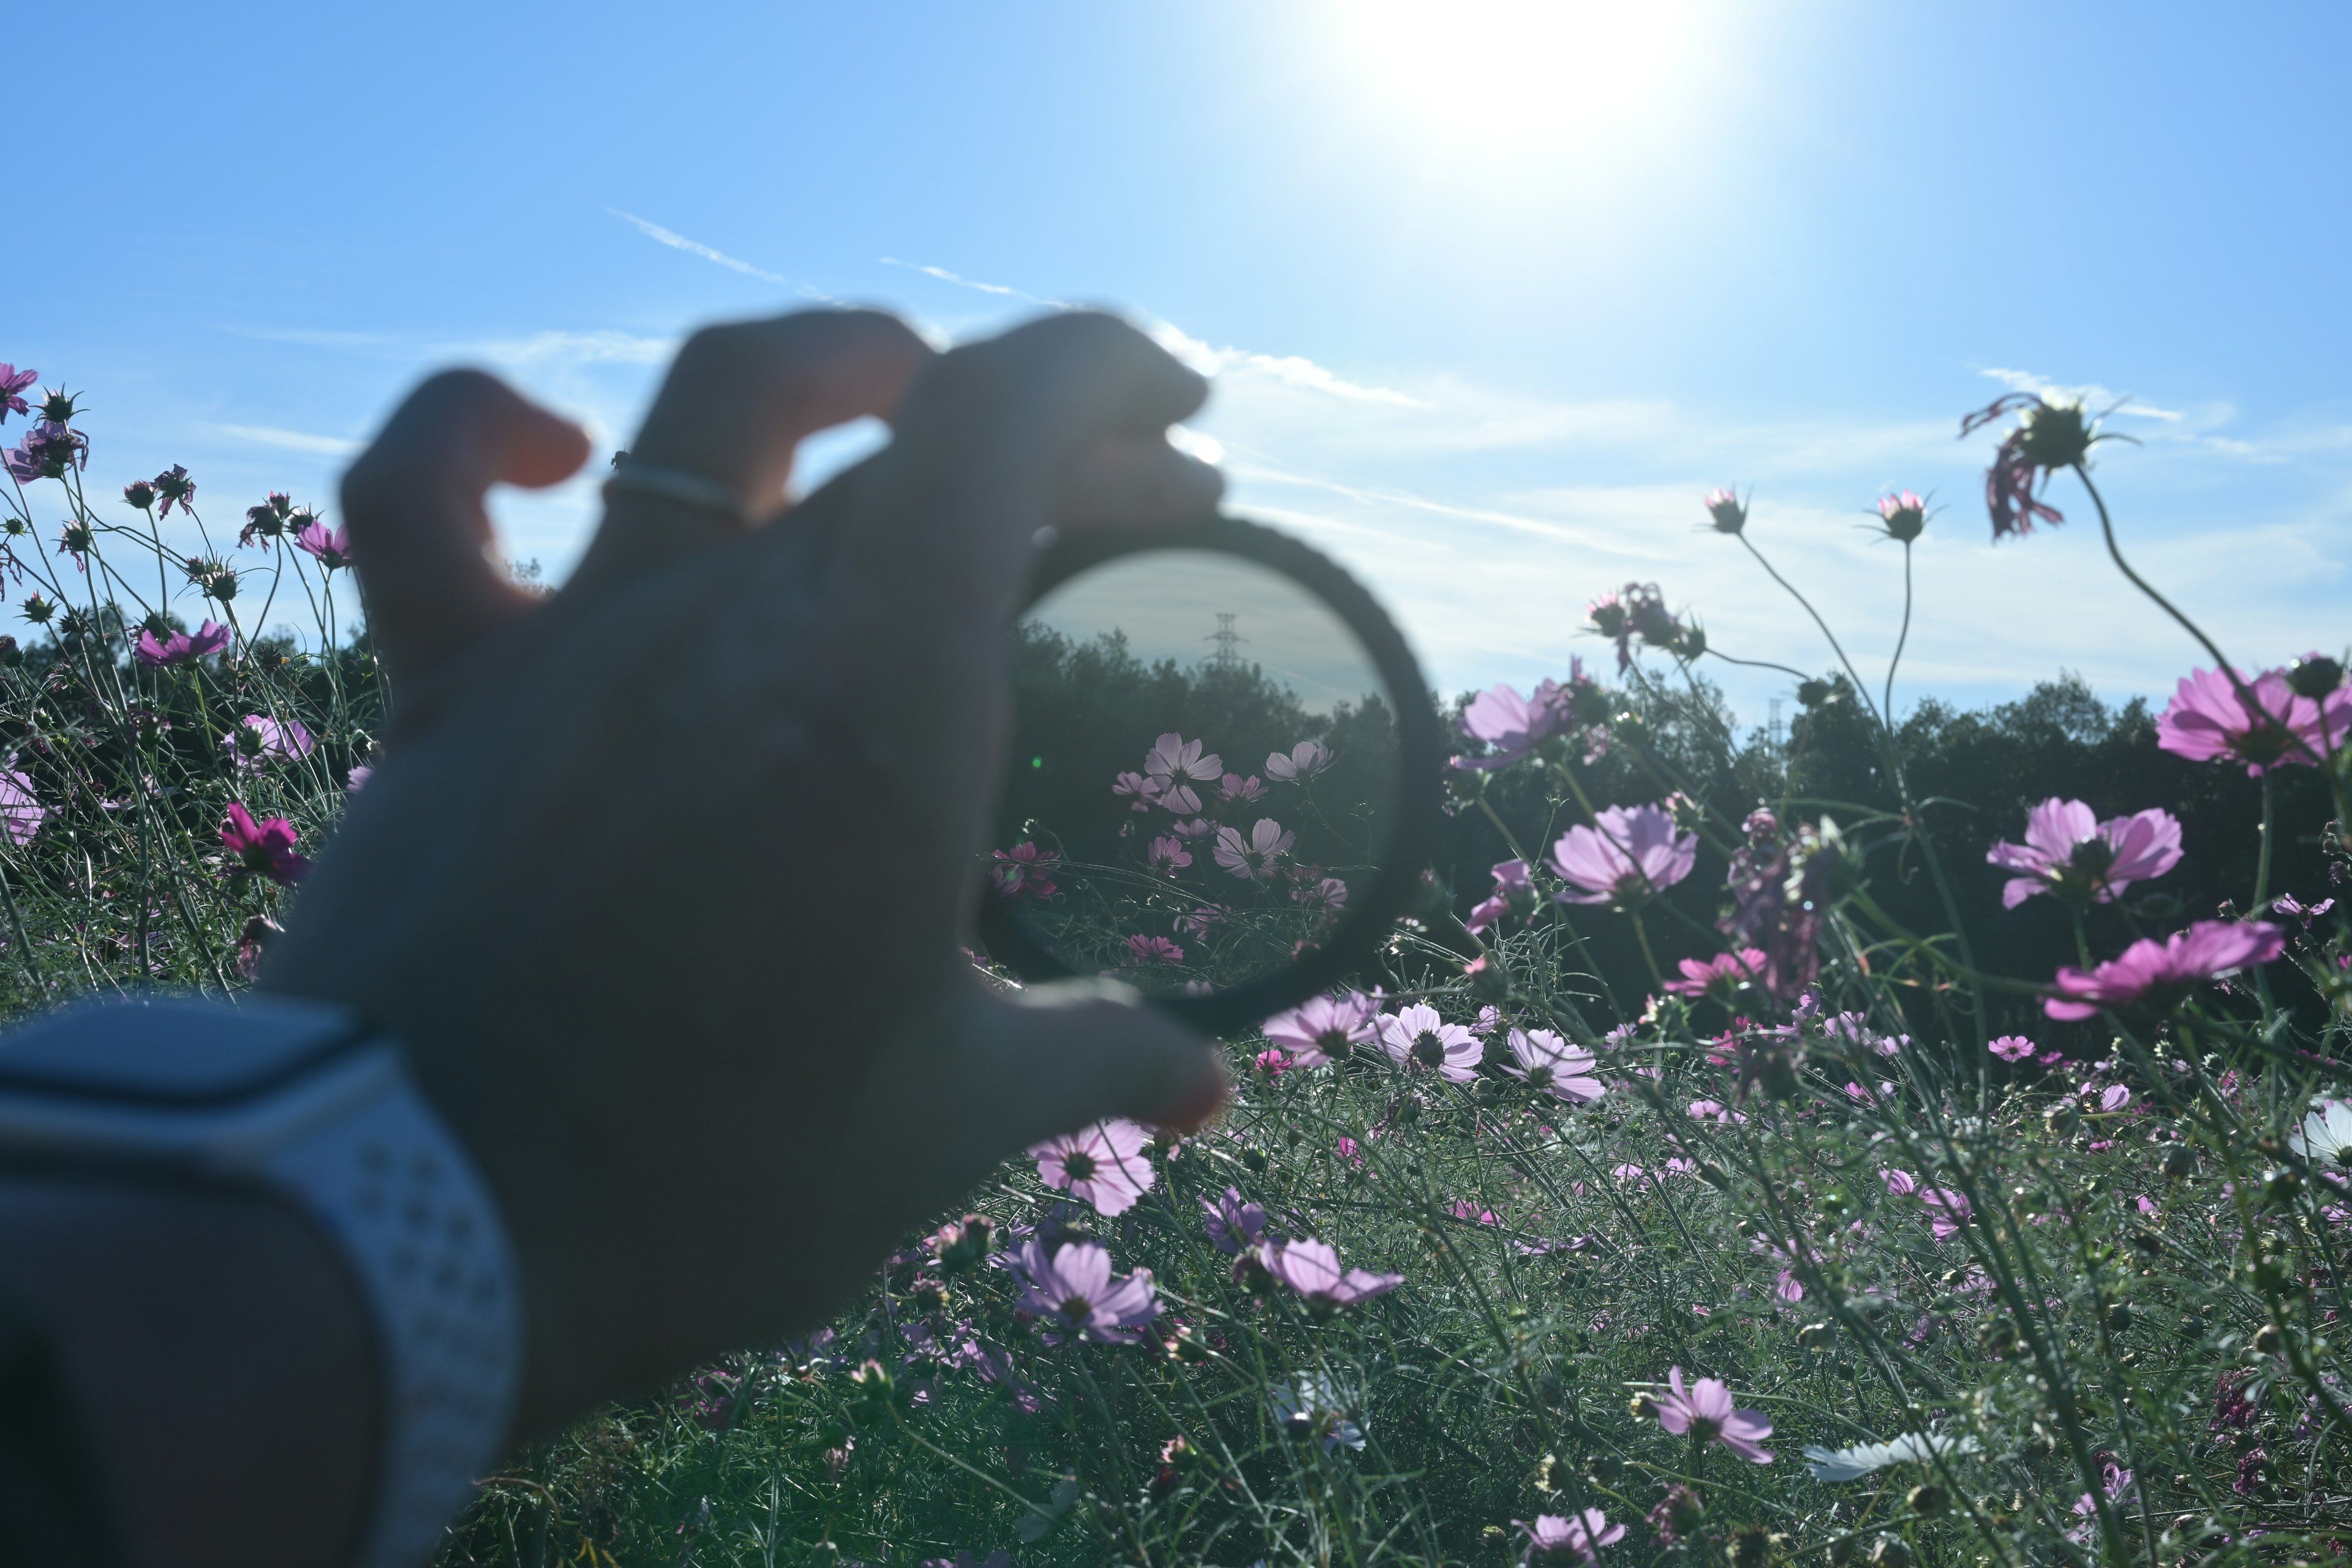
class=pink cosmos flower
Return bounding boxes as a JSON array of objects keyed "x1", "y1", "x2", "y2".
[
  {"x1": 1649, "y1": 1368, "x2": 1773, "y2": 1463},
  {"x1": 1989, "y1": 1035, "x2": 2037, "y2": 1062},
  {"x1": 294, "y1": 518, "x2": 352, "y2": 571},
  {"x1": 1028, "y1": 1118, "x2": 1156, "y2": 1216},
  {"x1": 1201, "y1": 1186, "x2": 1270, "y2": 1254},
  {"x1": 1660, "y1": 948, "x2": 1766, "y2": 1006},
  {"x1": 1219, "y1": 773, "x2": 1268, "y2": 804},
  {"x1": 1986, "y1": 797, "x2": 2183, "y2": 907},
  {"x1": 220, "y1": 802, "x2": 309, "y2": 884},
  {"x1": 1551, "y1": 805, "x2": 1697, "y2": 907},
  {"x1": 1265, "y1": 740, "x2": 1334, "y2": 782},
  {"x1": 1126, "y1": 933, "x2": 1184, "y2": 965},
  {"x1": 1255, "y1": 1047, "x2": 1289, "y2": 1077},
  {"x1": 1213, "y1": 818, "x2": 1295, "y2": 880},
  {"x1": 1376, "y1": 1002, "x2": 1483, "y2": 1081},
  {"x1": 1011, "y1": 1238, "x2": 1160, "y2": 1344},
  {"x1": 2157, "y1": 666, "x2": 2352, "y2": 774},
  {"x1": 1920, "y1": 1188, "x2": 1972, "y2": 1240},
  {"x1": 1465, "y1": 858, "x2": 1535, "y2": 935},
  {"x1": 0, "y1": 364, "x2": 34, "y2": 423},
  {"x1": 1169, "y1": 816, "x2": 1212, "y2": 840},
  {"x1": 1517, "y1": 1510, "x2": 1625, "y2": 1565},
  {"x1": 1294, "y1": 876, "x2": 1348, "y2": 913},
  {"x1": 1502, "y1": 1028, "x2": 1604, "y2": 1102},
  {"x1": 345, "y1": 764, "x2": 373, "y2": 793},
  {"x1": 1145, "y1": 835, "x2": 1192, "y2": 875},
  {"x1": 1261, "y1": 1237, "x2": 1402, "y2": 1311},
  {"x1": 1686, "y1": 1099, "x2": 1747, "y2": 1125},
  {"x1": 989, "y1": 842, "x2": 1060, "y2": 900},
  {"x1": 1335, "y1": 1136, "x2": 1364, "y2": 1165},
  {"x1": 2045, "y1": 919, "x2": 2288, "y2": 1019},
  {"x1": 1880, "y1": 1168, "x2": 1917, "y2": 1196},
  {"x1": 1145, "y1": 733, "x2": 1223, "y2": 815},
  {"x1": 1112, "y1": 771, "x2": 1163, "y2": 812},
  {"x1": 1175, "y1": 904, "x2": 1229, "y2": 937},
  {"x1": 133, "y1": 619, "x2": 233, "y2": 668},
  {"x1": 1457, "y1": 682, "x2": 1565, "y2": 769},
  {"x1": 222, "y1": 714, "x2": 317, "y2": 772},
  {"x1": 1264, "y1": 991, "x2": 1378, "y2": 1066},
  {"x1": 0, "y1": 770, "x2": 45, "y2": 846}
]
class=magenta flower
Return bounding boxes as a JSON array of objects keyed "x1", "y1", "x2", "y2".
[
  {"x1": 1457, "y1": 682, "x2": 1566, "y2": 769},
  {"x1": 4, "y1": 420, "x2": 89, "y2": 483},
  {"x1": 1125, "y1": 933, "x2": 1184, "y2": 965},
  {"x1": 1987, "y1": 797, "x2": 2182, "y2": 908},
  {"x1": 0, "y1": 770, "x2": 46, "y2": 846},
  {"x1": 1145, "y1": 732, "x2": 1222, "y2": 816},
  {"x1": 1376, "y1": 1002, "x2": 1483, "y2": 1081},
  {"x1": 1660, "y1": 948, "x2": 1765, "y2": 1006},
  {"x1": 1219, "y1": 772, "x2": 1268, "y2": 804},
  {"x1": 1028, "y1": 1118, "x2": 1156, "y2": 1216},
  {"x1": 2157, "y1": 666, "x2": 2351, "y2": 775},
  {"x1": 1145, "y1": 835, "x2": 1192, "y2": 875},
  {"x1": 1989, "y1": 1035, "x2": 2037, "y2": 1063},
  {"x1": 1261, "y1": 1237, "x2": 1402, "y2": 1311},
  {"x1": 222, "y1": 714, "x2": 317, "y2": 772},
  {"x1": 1011, "y1": 1238, "x2": 1160, "y2": 1344},
  {"x1": 1920, "y1": 1188, "x2": 1972, "y2": 1241},
  {"x1": 1517, "y1": 1511, "x2": 1625, "y2": 1566},
  {"x1": 295, "y1": 517, "x2": 352, "y2": 570},
  {"x1": 1880, "y1": 1168, "x2": 1917, "y2": 1196},
  {"x1": 1294, "y1": 875, "x2": 1348, "y2": 913},
  {"x1": 1649, "y1": 1367, "x2": 1773, "y2": 1463},
  {"x1": 1551, "y1": 805, "x2": 1696, "y2": 907},
  {"x1": 989, "y1": 841, "x2": 1060, "y2": 900},
  {"x1": 2046, "y1": 919, "x2": 2288, "y2": 1019},
  {"x1": 1265, "y1": 740, "x2": 1334, "y2": 782},
  {"x1": 1465, "y1": 858, "x2": 1535, "y2": 936},
  {"x1": 0, "y1": 365, "x2": 34, "y2": 424},
  {"x1": 1201, "y1": 1185, "x2": 1271, "y2": 1254},
  {"x1": 1263, "y1": 991, "x2": 1378, "y2": 1067},
  {"x1": 1502, "y1": 1028, "x2": 1604, "y2": 1102},
  {"x1": 1212, "y1": 818, "x2": 1295, "y2": 880},
  {"x1": 1960, "y1": 393, "x2": 2101, "y2": 539},
  {"x1": 220, "y1": 802, "x2": 309, "y2": 884},
  {"x1": 1112, "y1": 771, "x2": 1163, "y2": 812},
  {"x1": 133, "y1": 618, "x2": 233, "y2": 668}
]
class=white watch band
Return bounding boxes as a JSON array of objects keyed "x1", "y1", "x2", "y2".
[{"x1": 0, "y1": 999, "x2": 522, "y2": 1567}]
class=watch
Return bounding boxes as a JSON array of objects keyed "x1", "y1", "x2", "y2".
[{"x1": 0, "y1": 992, "x2": 522, "y2": 1568}]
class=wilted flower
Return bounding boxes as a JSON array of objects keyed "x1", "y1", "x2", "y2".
[
  {"x1": 1376, "y1": 1002, "x2": 1483, "y2": 1082},
  {"x1": 220, "y1": 802, "x2": 309, "y2": 884},
  {"x1": 1265, "y1": 739, "x2": 1334, "y2": 782},
  {"x1": 1213, "y1": 818, "x2": 1294, "y2": 880},
  {"x1": 2156, "y1": 666, "x2": 2351, "y2": 774},
  {"x1": 1987, "y1": 797, "x2": 2182, "y2": 907},
  {"x1": 295, "y1": 517, "x2": 352, "y2": 570},
  {"x1": 1125, "y1": 933, "x2": 1184, "y2": 965},
  {"x1": 1960, "y1": 392, "x2": 2103, "y2": 539},
  {"x1": 1551, "y1": 804, "x2": 1696, "y2": 907},
  {"x1": 134, "y1": 619, "x2": 233, "y2": 668},
  {"x1": 1650, "y1": 1368, "x2": 1773, "y2": 1462},
  {"x1": 239, "y1": 494, "x2": 301, "y2": 547},
  {"x1": 1660, "y1": 948, "x2": 1766, "y2": 1007},
  {"x1": 1703, "y1": 488, "x2": 1747, "y2": 535},
  {"x1": 1517, "y1": 1510, "x2": 1626, "y2": 1564},
  {"x1": 1262, "y1": 991, "x2": 1378, "y2": 1067},
  {"x1": 989, "y1": 842, "x2": 1060, "y2": 899},
  {"x1": 4, "y1": 420, "x2": 89, "y2": 484},
  {"x1": 152, "y1": 464, "x2": 197, "y2": 517},
  {"x1": 1009, "y1": 1238, "x2": 1160, "y2": 1344},
  {"x1": 1588, "y1": 582, "x2": 1694, "y2": 671},
  {"x1": 1262, "y1": 1237, "x2": 1402, "y2": 1312},
  {"x1": 2045, "y1": 919, "x2": 2288, "y2": 1019},
  {"x1": 1502, "y1": 1028, "x2": 1604, "y2": 1102},
  {"x1": 1874, "y1": 491, "x2": 1927, "y2": 543},
  {"x1": 222, "y1": 714, "x2": 317, "y2": 772},
  {"x1": 1145, "y1": 732, "x2": 1222, "y2": 815},
  {"x1": 0, "y1": 770, "x2": 45, "y2": 846},
  {"x1": 1029, "y1": 1118, "x2": 1156, "y2": 1215}
]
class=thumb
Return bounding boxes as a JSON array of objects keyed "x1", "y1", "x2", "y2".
[{"x1": 970, "y1": 979, "x2": 1229, "y2": 1150}]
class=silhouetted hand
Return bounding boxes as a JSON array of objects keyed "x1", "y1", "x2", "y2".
[{"x1": 264, "y1": 307, "x2": 1229, "y2": 1439}]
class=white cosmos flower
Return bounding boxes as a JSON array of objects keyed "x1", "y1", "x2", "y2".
[
  {"x1": 1800, "y1": 1431, "x2": 1978, "y2": 1482},
  {"x1": 2291, "y1": 1099, "x2": 2352, "y2": 1169}
]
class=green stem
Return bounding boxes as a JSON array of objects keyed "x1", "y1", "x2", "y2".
[
  {"x1": 1882, "y1": 542, "x2": 1913, "y2": 726},
  {"x1": 2255, "y1": 768, "x2": 2275, "y2": 914}
]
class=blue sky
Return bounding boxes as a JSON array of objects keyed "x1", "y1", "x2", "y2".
[{"x1": 17, "y1": 1, "x2": 2351, "y2": 727}]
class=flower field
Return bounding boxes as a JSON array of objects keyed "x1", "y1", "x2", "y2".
[{"x1": 5, "y1": 363, "x2": 2351, "y2": 1567}]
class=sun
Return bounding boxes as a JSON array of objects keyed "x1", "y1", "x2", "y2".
[{"x1": 1338, "y1": 0, "x2": 1696, "y2": 148}]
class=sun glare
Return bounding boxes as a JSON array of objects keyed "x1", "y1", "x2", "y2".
[{"x1": 1341, "y1": 0, "x2": 1694, "y2": 147}]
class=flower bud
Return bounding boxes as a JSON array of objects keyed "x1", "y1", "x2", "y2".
[
  {"x1": 1796, "y1": 678, "x2": 1834, "y2": 707},
  {"x1": 1905, "y1": 1483, "x2": 1948, "y2": 1518},
  {"x1": 1704, "y1": 488, "x2": 1747, "y2": 534},
  {"x1": 21, "y1": 595, "x2": 53, "y2": 624},
  {"x1": 2252, "y1": 1323, "x2": 2283, "y2": 1355},
  {"x1": 1875, "y1": 492, "x2": 1928, "y2": 543},
  {"x1": 2288, "y1": 654, "x2": 2345, "y2": 699},
  {"x1": 122, "y1": 480, "x2": 156, "y2": 510}
]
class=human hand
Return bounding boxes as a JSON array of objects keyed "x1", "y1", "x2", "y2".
[{"x1": 263, "y1": 308, "x2": 1230, "y2": 1439}]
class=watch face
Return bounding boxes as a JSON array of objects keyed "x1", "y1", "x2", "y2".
[{"x1": 0, "y1": 993, "x2": 364, "y2": 1106}]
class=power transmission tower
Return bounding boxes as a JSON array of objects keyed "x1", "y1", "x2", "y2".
[
  {"x1": 1768, "y1": 698, "x2": 1784, "y2": 763},
  {"x1": 1206, "y1": 612, "x2": 1246, "y2": 669}
]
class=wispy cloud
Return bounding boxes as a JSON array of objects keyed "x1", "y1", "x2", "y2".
[
  {"x1": 200, "y1": 423, "x2": 363, "y2": 456},
  {"x1": 1977, "y1": 365, "x2": 2184, "y2": 422},
  {"x1": 610, "y1": 208, "x2": 791, "y2": 285},
  {"x1": 460, "y1": 329, "x2": 677, "y2": 369},
  {"x1": 879, "y1": 257, "x2": 1075, "y2": 310}
]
